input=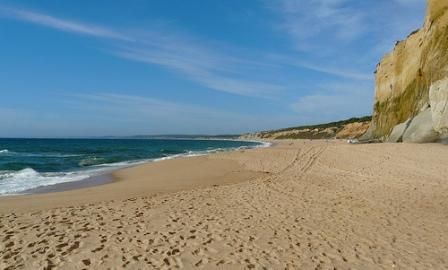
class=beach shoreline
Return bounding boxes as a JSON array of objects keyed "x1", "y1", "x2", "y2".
[
  {"x1": 0, "y1": 138, "x2": 268, "y2": 198},
  {"x1": 0, "y1": 142, "x2": 267, "y2": 214},
  {"x1": 1, "y1": 140, "x2": 448, "y2": 269},
  {"x1": 23, "y1": 174, "x2": 114, "y2": 195}
]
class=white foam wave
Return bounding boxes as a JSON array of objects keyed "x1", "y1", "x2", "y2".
[
  {"x1": 91, "y1": 160, "x2": 149, "y2": 167},
  {"x1": 0, "y1": 141, "x2": 268, "y2": 195},
  {"x1": 79, "y1": 157, "x2": 105, "y2": 167},
  {"x1": 152, "y1": 152, "x2": 204, "y2": 162},
  {"x1": 0, "y1": 149, "x2": 9, "y2": 154},
  {"x1": 242, "y1": 140, "x2": 272, "y2": 148},
  {"x1": 0, "y1": 161, "x2": 146, "y2": 195},
  {"x1": 0, "y1": 168, "x2": 92, "y2": 195}
]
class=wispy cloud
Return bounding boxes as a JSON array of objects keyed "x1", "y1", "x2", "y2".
[
  {"x1": 268, "y1": 0, "x2": 426, "y2": 56},
  {"x1": 267, "y1": 54, "x2": 372, "y2": 81},
  {"x1": 0, "y1": 1, "x2": 427, "y2": 135},
  {"x1": 65, "y1": 93, "x2": 295, "y2": 134},
  {"x1": 268, "y1": 0, "x2": 365, "y2": 51},
  {"x1": 72, "y1": 92, "x2": 216, "y2": 119},
  {"x1": 114, "y1": 39, "x2": 286, "y2": 98},
  {"x1": 293, "y1": 61, "x2": 372, "y2": 81},
  {"x1": 291, "y1": 81, "x2": 373, "y2": 122},
  {"x1": 63, "y1": 93, "x2": 236, "y2": 135},
  {"x1": 0, "y1": 7, "x2": 132, "y2": 41},
  {"x1": 266, "y1": 0, "x2": 425, "y2": 121},
  {"x1": 0, "y1": 6, "x2": 284, "y2": 98}
]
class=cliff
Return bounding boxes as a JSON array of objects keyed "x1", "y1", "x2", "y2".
[
  {"x1": 241, "y1": 116, "x2": 371, "y2": 140},
  {"x1": 367, "y1": 0, "x2": 448, "y2": 142}
]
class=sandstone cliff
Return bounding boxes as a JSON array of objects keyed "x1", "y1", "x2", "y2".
[
  {"x1": 367, "y1": 0, "x2": 448, "y2": 142},
  {"x1": 241, "y1": 117, "x2": 371, "y2": 140}
]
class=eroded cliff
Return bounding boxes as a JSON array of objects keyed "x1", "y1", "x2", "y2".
[
  {"x1": 368, "y1": 0, "x2": 448, "y2": 142},
  {"x1": 240, "y1": 117, "x2": 371, "y2": 140}
]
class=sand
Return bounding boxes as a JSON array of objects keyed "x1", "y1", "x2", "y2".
[{"x1": 1, "y1": 140, "x2": 448, "y2": 269}]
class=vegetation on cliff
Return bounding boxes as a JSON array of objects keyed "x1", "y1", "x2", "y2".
[
  {"x1": 241, "y1": 116, "x2": 371, "y2": 140},
  {"x1": 370, "y1": 0, "x2": 448, "y2": 140}
]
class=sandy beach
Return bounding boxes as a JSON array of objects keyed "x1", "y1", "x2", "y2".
[{"x1": 1, "y1": 140, "x2": 448, "y2": 269}]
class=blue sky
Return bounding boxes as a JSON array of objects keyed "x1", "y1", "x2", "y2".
[{"x1": 0, "y1": 0, "x2": 426, "y2": 137}]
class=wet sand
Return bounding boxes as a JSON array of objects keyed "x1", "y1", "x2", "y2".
[
  {"x1": 27, "y1": 175, "x2": 114, "y2": 195},
  {"x1": 1, "y1": 140, "x2": 448, "y2": 269}
]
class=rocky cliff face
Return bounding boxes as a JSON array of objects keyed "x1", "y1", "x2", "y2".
[{"x1": 368, "y1": 0, "x2": 448, "y2": 142}]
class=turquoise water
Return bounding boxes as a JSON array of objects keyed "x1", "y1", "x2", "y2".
[{"x1": 0, "y1": 138, "x2": 264, "y2": 195}]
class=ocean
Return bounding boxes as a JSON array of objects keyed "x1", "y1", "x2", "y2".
[{"x1": 0, "y1": 138, "x2": 264, "y2": 195}]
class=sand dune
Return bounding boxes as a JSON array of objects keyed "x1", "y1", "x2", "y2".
[{"x1": 1, "y1": 140, "x2": 448, "y2": 269}]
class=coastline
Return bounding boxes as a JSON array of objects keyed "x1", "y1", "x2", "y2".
[
  {"x1": 2, "y1": 140, "x2": 448, "y2": 269},
  {"x1": 0, "y1": 143, "x2": 266, "y2": 214},
  {"x1": 24, "y1": 174, "x2": 114, "y2": 195},
  {"x1": 0, "y1": 138, "x2": 268, "y2": 197}
]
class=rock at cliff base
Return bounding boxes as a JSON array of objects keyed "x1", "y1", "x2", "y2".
[
  {"x1": 402, "y1": 108, "x2": 439, "y2": 143},
  {"x1": 429, "y1": 78, "x2": 448, "y2": 134},
  {"x1": 359, "y1": 122, "x2": 375, "y2": 141},
  {"x1": 387, "y1": 119, "x2": 411, "y2": 143}
]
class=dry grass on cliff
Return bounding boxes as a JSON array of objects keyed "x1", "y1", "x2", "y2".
[{"x1": 244, "y1": 116, "x2": 371, "y2": 140}]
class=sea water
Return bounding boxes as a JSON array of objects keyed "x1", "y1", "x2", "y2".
[{"x1": 0, "y1": 138, "x2": 265, "y2": 195}]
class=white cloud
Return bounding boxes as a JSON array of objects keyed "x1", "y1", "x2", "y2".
[
  {"x1": 0, "y1": 6, "x2": 284, "y2": 99},
  {"x1": 115, "y1": 44, "x2": 284, "y2": 98},
  {"x1": 64, "y1": 93, "x2": 296, "y2": 135},
  {"x1": 0, "y1": 7, "x2": 132, "y2": 41},
  {"x1": 291, "y1": 81, "x2": 373, "y2": 123},
  {"x1": 268, "y1": 0, "x2": 426, "y2": 59},
  {"x1": 276, "y1": 57, "x2": 372, "y2": 81},
  {"x1": 296, "y1": 61, "x2": 371, "y2": 81},
  {"x1": 267, "y1": 0, "x2": 426, "y2": 123},
  {"x1": 270, "y1": 0, "x2": 365, "y2": 51},
  {"x1": 0, "y1": 1, "x2": 428, "y2": 135}
]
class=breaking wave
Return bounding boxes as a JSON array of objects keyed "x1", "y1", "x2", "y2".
[{"x1": 0, "y1": 139, "x2": 268, "y2": 195}]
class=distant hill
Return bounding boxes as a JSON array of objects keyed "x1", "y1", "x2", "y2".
[{"x1": 240, "y1": 116, "x2": 371, "y2": 140}]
